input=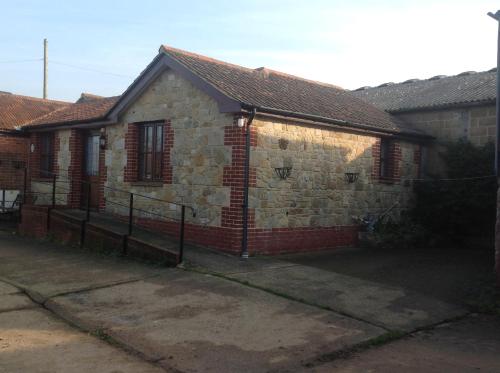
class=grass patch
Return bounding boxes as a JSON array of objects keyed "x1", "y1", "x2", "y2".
[{"x1": 90, "y1": 328, "x2": 113, "y2": 342}]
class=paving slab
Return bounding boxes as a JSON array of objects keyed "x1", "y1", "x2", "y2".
[
  {"x1": 0, "y1": 232, "x2": 163, "y2": 302},
  {"x1": 46, "y1": 269, "x2": 384, "y2": 372},
  {"x1": 183, "y1": 240, "x2": 467, "y2": 332},
  {"x1": 0, "y1": 308, "x2": 163, "y2": 373},
  {"x1": 184, "y1": 242, "x2": 295, "y2": 274},
  {"x1": 0, "y1": 293, "x2": 36, "y2": 313},
  {"x1": 0, "y1": 280, "x2": 36, "y2": 312},
  {"x1": 308, "y1": 314, "x2": 500, "y2": 372},
  {"x1": 228, "y1": 265, "x2": 467, "y2": 332},
  {"x1": 0, "y1": 281, "x2": 20, "y2": 295}
]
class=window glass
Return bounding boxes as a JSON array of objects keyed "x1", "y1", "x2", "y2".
[
  {"x1": 380, "y1": 139, "x2": 392, "y2": 179},
  {"x1": 85, "y1": 135, "x2": 100, "y2": 176},
  {"x1": 40, "y1": 133, "x2": 53, "y2": 177}
]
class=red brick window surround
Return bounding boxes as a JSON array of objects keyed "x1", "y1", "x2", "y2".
[
  {"x1": 138, "y1": 122, "x2": 164, "y2": 182},
  {"x1": 379, "y1": 138, "x2": 392, "y2": 179},
  {"x1": 372, "y1": 138, "x2": 401, "y2": 183},
  {"x1": 125, "y1": 120, "x2": 172, "y2": 184}
]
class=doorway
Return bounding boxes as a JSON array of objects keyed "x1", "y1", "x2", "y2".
[{"x1": 81, "y1": 131, "x2": 100, "y2": 209}]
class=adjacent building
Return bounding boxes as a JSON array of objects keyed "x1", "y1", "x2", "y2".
[
  {"x1": 353, "y1": 69, "x2": 496, "y2": 175},
  {"x1": 0, "y1": 92, "x2": 69, "y2": 190}
]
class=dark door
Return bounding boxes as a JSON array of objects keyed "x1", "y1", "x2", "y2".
[{"x1": 82, "y1": 132, "x2": 100, "y2": 209}]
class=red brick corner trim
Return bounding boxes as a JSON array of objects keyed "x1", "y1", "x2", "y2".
[
  {"x1": 221, "y1": 117, "x2": 257, "y2": 252},
  {"x1": 124, "y1": 123, "x2": 139, "y2": 183},
  {"x1": 163, "y1": 119, "x2": 174, "y2": 184}
]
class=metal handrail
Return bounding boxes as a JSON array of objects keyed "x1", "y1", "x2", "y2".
[
  {"x1": 27, "y1": 166, "x2": 195, "y2": 212},
  {"x1": 22, "y1": 166, "x2": 191, "y2": 263}
]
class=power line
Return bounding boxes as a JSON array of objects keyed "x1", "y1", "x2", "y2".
[
  {"x1": 0, "y1": 58, "x2": 42, "y2": 64},
  {"x1": 0, "y1": 56, "x2": 133, "y2": 78},
  {"x1": 50, "y1": 60, "x2": 134, "y2": 79}
]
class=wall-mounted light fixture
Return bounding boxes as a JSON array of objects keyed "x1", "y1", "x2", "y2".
[
  {"x1": 237, "y1": 117, "x2": 246, "y2": 128},
  {"x1": 275, "y1": 167, "x2": 292, "y2": 180},
  {"x1": 99, "y1": 128, "x2": 107, "y2": 150},
  {"x1": 30, "y1": 143, "x2": 35, "y2": 153},
  {"x1": 345, "y1": 172, "x2": 359, "y2": 183}
]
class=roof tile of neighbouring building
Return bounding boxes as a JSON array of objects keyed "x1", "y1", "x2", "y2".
[
  {"x1": 351, "y1": 70, "x2": 496, "y2": 113},
  {"x1": 160, "y1": 46, "x2": 424, "y2": 136},
  {"x1": 76, "y1": 92, "x2": 105, "y2": 103},
  {"x1": 0, "y1": 92, "x2": 71, "y2": 131},
  {"x1": 23, "y1": 95, "x2": 120, "y2": 128}
]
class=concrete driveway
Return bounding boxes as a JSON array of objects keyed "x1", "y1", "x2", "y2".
[
  {"x1": 1, "y1": 229, "x2": 499, "y2": 372},
  {"x1": 0, "y1": 232, "x2": 382, "y2": 372},
  {"x1": 281, "y1": 245, "x2": 495, "y2": 308}
]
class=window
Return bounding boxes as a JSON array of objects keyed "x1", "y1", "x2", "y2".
[
  {"x1": 379, "y1": 138, "x2": 392, "y2": 179},
  {"x1": 85, "y1": 134, "x2": 100, "y2": 177},
  {"x1": 138, "y1": 122, "x2": 164, "y2": 181},
  {"x1": 39, "y1": 133, "x2": 53, "y2": 178}
]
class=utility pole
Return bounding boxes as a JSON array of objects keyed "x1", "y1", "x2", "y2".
[
  {"x1": 487, "y1": 10, "x2": 500, "y2": 286},
  {"x1": 43, "y1": 38, "x2": 48, "y2": 99}
]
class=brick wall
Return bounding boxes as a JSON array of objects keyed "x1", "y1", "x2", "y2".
[
  {"x1": 98, "y1": 131, "x2": 107, "y2": 210},
  {"x1": 68, "y1": 129, "x2": 83, "y2": 208},
  {"x1": 124, "y1": 123, "x2": 139, "y2": 183},
  {"x1": 0, "y1": 133, "x2": 28, "y2": 190},
  {"x1": 221, "y1": 119, "x2": 256, "y2": 233},
  {"x1": 163, "y1": 119, "x2": 174, "y2": 184},
  {"x1": 247, "y1": 226, "x2": 359, "y2": 254},
  {"x1": 371, "y1": 138, "x2": 402, "y2": 183},
  {"x1": 18, "y1": 205, "x2": 49, "y2": 238}
]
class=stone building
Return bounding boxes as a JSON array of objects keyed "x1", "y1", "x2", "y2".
[
  {"x1": 18, "y1": 45, "x2": 430, "y2": 255},
  {"x1": 353, "y1": 69, "x2": 496, "y2": 175}
]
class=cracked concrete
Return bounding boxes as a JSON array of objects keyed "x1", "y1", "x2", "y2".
[
  {"x1": 0, "y1": 303, "x2": 164, "y2": 373},
  {"x1": 185, "y1": 244, "x2": 467, "y2": 332},
  {"x1": 305, "y1": 314, "x2": 500, "y2": 372},
  {"x1": 1, "y1": 231, "x2": 497, "y2": 372},
  {"x1": 0, "y1": 231, "x2": 385, "y2": 372}
]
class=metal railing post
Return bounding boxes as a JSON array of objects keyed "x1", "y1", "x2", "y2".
[
  {"x1": 179, "y1": 205, "x2": 186, "y2": 264},
  {"x1": 51, "y1": 174, "x2": 56, "y2": 208},
  {"x1": 128, "y1": 193, "x2": 134, "y2": 236},
  {"x1": 85, "y1": 182, "x2": 91, "y2": 222}
]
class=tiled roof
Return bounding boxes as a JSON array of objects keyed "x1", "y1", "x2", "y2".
[
  {"x1": 0, "y1": 92, "x2": 70, "y2": 131},
  {"x1": 160, "y1": 46, "x2": 422, "y2": 136},
  {"x1": 19, "y1": 46, "x2": 427, "y2": 137},
  {"x1": 23, "y1": 96, "x2": 120, "y2": 129},
  {"x1": 352, "y1": 69, "x2": 496, "y2": 113}
]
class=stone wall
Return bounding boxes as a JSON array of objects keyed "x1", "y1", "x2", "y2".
[
  {"x1": 250, "y1": 117, "x2": 421, "y2": 230},
  {"x1": 104, "y1": 69, "x2": 233, "y2": 227},
  {"x1": 396, "y1": 104, "x2": 496, "y2": 175}
]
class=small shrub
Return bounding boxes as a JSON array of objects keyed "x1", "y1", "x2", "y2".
[{"x1": 372, "y1": 214, "x2": 430, "y2": 249}]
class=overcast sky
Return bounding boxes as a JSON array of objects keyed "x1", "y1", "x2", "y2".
[{"x1": 0, "y1": 0, "x2": 498, "y2": 102}]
